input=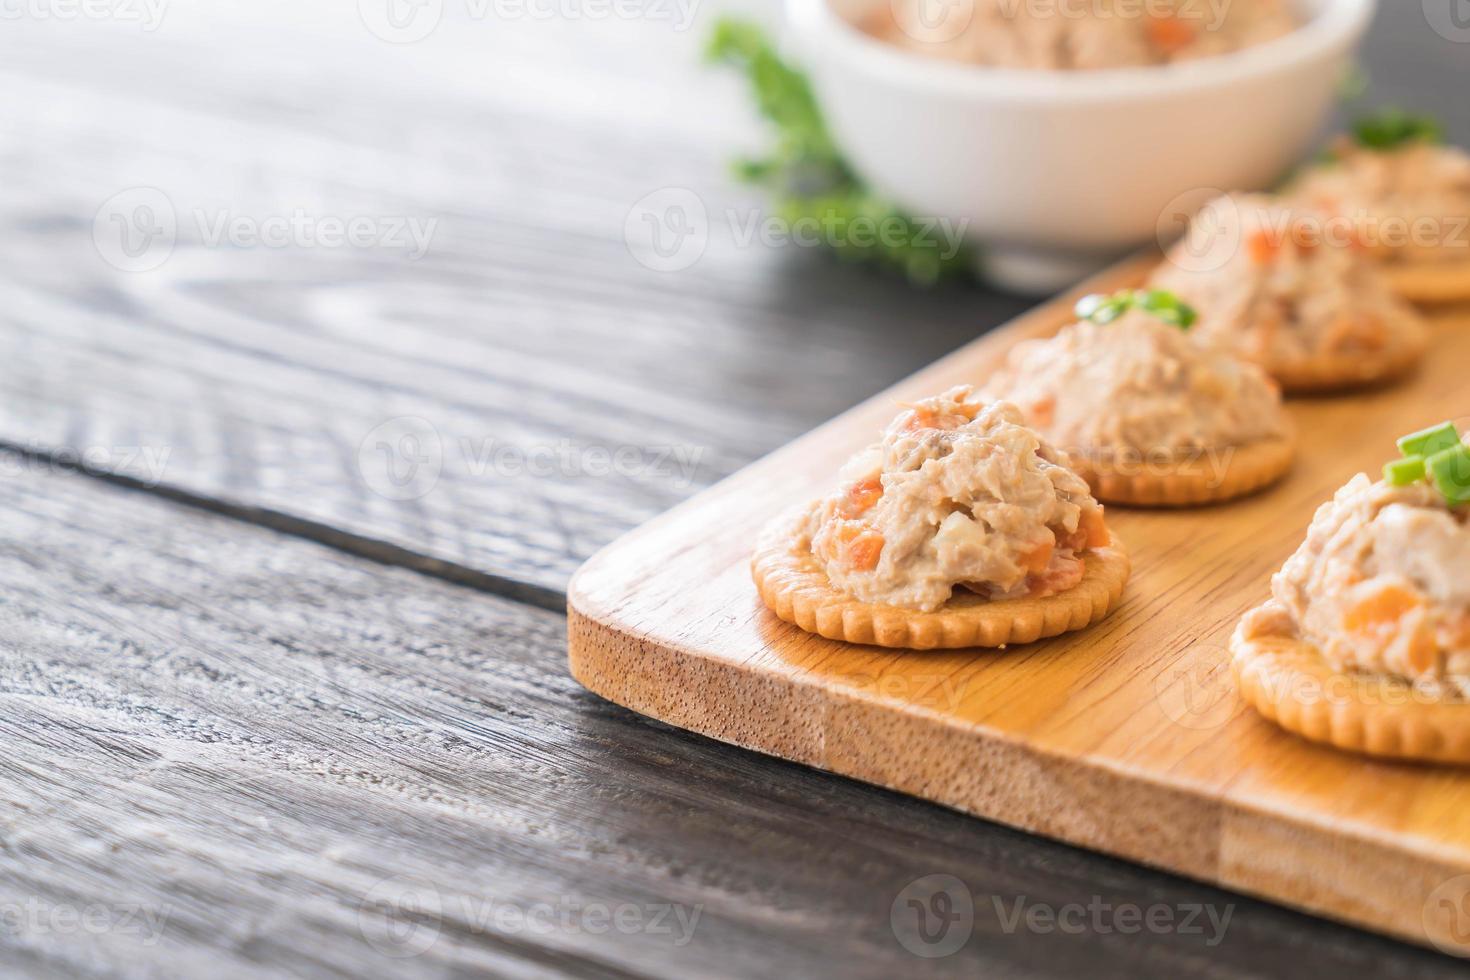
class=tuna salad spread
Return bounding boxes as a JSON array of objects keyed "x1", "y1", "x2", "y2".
[
  {"x1": 798, "y1": 387, "x2": 1109, "y2": 612},
  {"x1": 864, "y1": 0, "x2": 1297, "y2": 70},
  {"x1": 1252, "y1": 469, "x2": 1470, "y2": 695},
  {"x1": 979, "y1": 302, "x2": 1287, "y2": 458},
  {"x1": 1292, "y1": 136, "x2": 1470, "y2": 266},
  {"x1": 1149, "y1": 194, "x2": 1426, "y2": 374}
]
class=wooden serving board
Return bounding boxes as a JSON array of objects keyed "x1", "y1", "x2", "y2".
[{"x1": 567, "y1": 254, "x2": 1470, "y2": 955}]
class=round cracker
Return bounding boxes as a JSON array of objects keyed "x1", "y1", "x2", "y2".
[
  {"x1": 751, "y1": 508, "x2": 1130, "y2": 650},
  {"x1": 1382, "y1": 256, "x2": 1470, "y2": 306},
  {"x1": 1067, "y1": 434, "x2": 1294, "y2": 508},
  {"x1": 1231, "y1": 601, "x2": 1470, "y2": 764},
  {"x1": 1266, "y1": 318, "x2": 1429, "y2": 395}
]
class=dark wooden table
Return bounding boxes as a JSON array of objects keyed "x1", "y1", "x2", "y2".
[{"x1": 0, "y1": 3, "x2": 1465, "y2": 976}]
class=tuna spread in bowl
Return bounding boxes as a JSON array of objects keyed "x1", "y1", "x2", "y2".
[
  {"x1": 788, "y1": 0, "x2": 1375, "y2": 291},
  {"x1": 866, "y1": 0, "x2": 1298, "y2": 70}
]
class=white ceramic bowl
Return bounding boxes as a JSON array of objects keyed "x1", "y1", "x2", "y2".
[{"x1": 786, "y1": 0, "x2": 1376, "y2": 292}]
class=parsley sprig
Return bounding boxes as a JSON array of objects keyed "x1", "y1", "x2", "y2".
[
  {"x1": 1352, "y1": 108, "x2": 1446, "y2": 151},
  {"x1": 706, "y1": 19, "x2": 974, "y2": 285}
]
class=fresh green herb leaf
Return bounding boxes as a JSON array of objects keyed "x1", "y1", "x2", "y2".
[
  {"x1": 1397, "y1": 421, "x2": 1461, "y2": 459},
  {"x1": 707, "y1": 18, "x2": 974, "y2": 285},
  {"x1": 1075, "y1": 289, "x2": 1197, "y2": 330},
  {"x1": 1352, "y1": 108, "x2": 1446, "y2": 152}
]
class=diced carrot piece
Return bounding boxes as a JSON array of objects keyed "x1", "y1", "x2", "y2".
[
  {"x1": 842, "y1": 477, "x2": 884, "y2": 517},
  {"x1": 1247, "y1": 230, "x2": 1281, "y2": 266},
  {"x1": 1029, "y1": 395, "x2": 1056, "y2": 428},
  {"x1": 1343, "y1": 585, "x2": 1423, "y2": 633},
  {"x1": 903, "y1": 409, "x2": 969, "y2": 433},
  {"x1": 1019, "y1": 541, "x2": 1054, "y2": 575},
  {"x1": 1081, "y1": 507, "x2": 1110, "y2": 549},
  {"x1": 847, "y1": 532, "x2": 885, "y2": 571},
  {"x1": 1405, "y1": 623, "x2": 1439, "y2": 674},
  {"x1": 1146, "y1": 15, "x2": 1196, "y2": 53}
]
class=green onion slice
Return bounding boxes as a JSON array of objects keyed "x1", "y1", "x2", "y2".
[
  {"x1": 1428, "y1": 444, "x2": 1470, "y2": 505},
  {"x1": 1075, "y1": 289, "x2": 1198, "y2": 331},
  {"x1": 1383, "y1": 456, "x2": 1426, "y2": 486},
  {"x1": 1397, "y1": 422, "x2": 1462, "y2": 459}
]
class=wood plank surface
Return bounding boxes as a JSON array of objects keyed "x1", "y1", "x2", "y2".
[
  {"x1": 0, "y1": 0, "x2": 1029, "y2": 603},
  {"x1": 0, "y1": 3, "x2": 1460, "y2": 600},
  {"x1": 1, "y1": 2, "x2": 1468, "y2": 976},
  {"x1": 568, "y1": 256, "x2": 1470, "y2": 955},
  {"x1": 7, "y1": 460, "x2": 1461, "y2": 978}
]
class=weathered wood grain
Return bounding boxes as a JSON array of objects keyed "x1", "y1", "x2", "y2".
[
  {"x1": 0, "y1": 1, "x2": 1028, "y2": 603},
  {"x1": 569, "y1": 255, "x2": 1470, "y2": 955},
  {"x1": 0, "y1": 461, "x2": 1460, "y2": 978}
]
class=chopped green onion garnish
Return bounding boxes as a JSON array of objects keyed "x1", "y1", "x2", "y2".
[
  {"x1": 1428, "y1": 445, "x2": 1470, "y2": 505},
  {"x1": 1397, "y1": 421, "x2": 1461, "y2": 459},
  {"x1": 1135, "y1": 289, "x2": 1199, "y2": 329},
  {"x1": 1075, "y1": 289, "x2": 1197, "y2": 330},
  {"x1": 1384, "y1": 456, "x2": 1426, "y2": 486}
]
